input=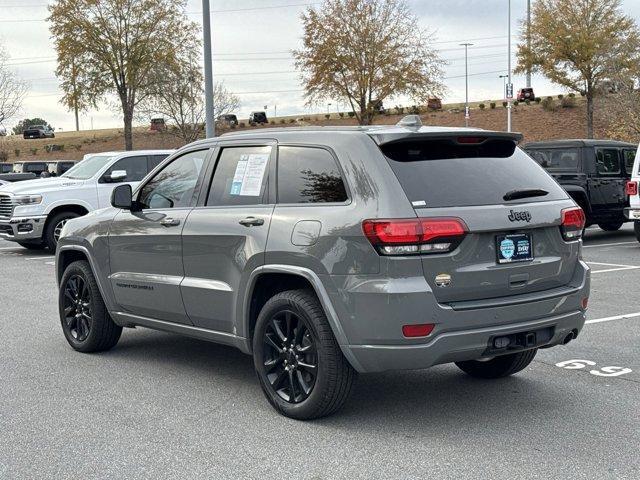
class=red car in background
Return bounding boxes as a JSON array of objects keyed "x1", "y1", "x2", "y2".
[{"x1": 517, "y1": 87, "x2": 535, "y2": 101}]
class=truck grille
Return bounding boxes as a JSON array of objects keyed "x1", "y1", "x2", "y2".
[{"x1": 0, "y1": 194, "x2": 14, "y2": 218}]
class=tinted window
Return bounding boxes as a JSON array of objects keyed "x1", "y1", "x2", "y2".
[
  {"x1": 596, "y1": 149, "x2": 621, "y2": 175},
  {"x1": 207, "y1": 146, "x2": 271, "y2": 206},
  {"x1": 527, "y1": 147, "x2": 579, "y2": 170},
  {"x1": 277, "y1": 146, "x2": 347, "y2": 203},
  {"x1": 623, "y1": 149, "x2": 637, "y2": 174},
  {"x1": 382, "y1": 140, "x2": 567, "y2": 208},
  {"x1": 138, "y1": 150, "x2": 206, "y2": 209},
  {"x1": 103, "y1": 156, "x2": 148, "y2": 182},
  {"x1": 148, "y1": 155, "x2": 168, "y2": 171},
  {"x1": 24, "y1": 163, "x2": 45, "y2": 173}
]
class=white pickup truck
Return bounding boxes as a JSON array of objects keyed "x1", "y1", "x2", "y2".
[{"x1": 0, "y1": 150, "x2": 173, "y2": 250}]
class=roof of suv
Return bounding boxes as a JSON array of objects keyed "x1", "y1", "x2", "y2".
[
  {"x1": 194, "y1": 125, "x2": 523, "y2": 148},
  {"x1": 524, "y1": 139, "x2": 636, "y2": 148}
]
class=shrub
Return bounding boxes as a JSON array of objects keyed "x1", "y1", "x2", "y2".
[
  {"x1": 395, "y1": 106, "x2": 404, "y2": 114},
  {"x1": 230, "y1": 124, "x2": 236, "y2": 129},
  {"x1": 14, "y1": 149, "x2": 20, "y2": 157},
  {"x1": 338, "y1": 112, "x2": 344, "y2": 118},
  {"x1": 348, "y1": 111, "x2": 355, "y2": 118},
  {"x1": 561, "y1": 96, "x2": 576, "y2": 108},
  {"x1": 289, "y1": 118, "x2": 296, "y2": 123},
  {"x1": 478, "y1": 103, "x2": 485, "y2": 110},
  {"x1": 541, "y1": 96, "x2": 556, "y2": 111},
  {"x1": 239, "y1": 122, "x2": 246, "y2": 128},
  {"x1": 269, "y1": 120, "x2": 275, "y2": 125},
  {"x1": 525, "y1": 99, "x2": 531, "y2": 106},
  {"x1": 0, "y1": 151, "x2": 8, "y2": 162},
  {"x1": 502, "y1": 101, "x2": 508, "y2": 108},
  {"x1": 410, "y1": 105, "x2": 420, "y2": 114},
  {"x1": 73, "y1": 144, "x2": 82, "y2": 151},
  {"x1": 580, "y1": 91, "x2": 586, "y2": 97},
  {"x1": 513, "y1": 100, "x2": 519, "y2": 106},
  {"x1": 535, "y1": 97, "x2": 542, "y2": 104},
  {"x1": 490, "y1": 102, "x2": 496, "y2": 109},
  {"x1": 324, "y1": 114, "x2": 330, "y2": 119},
  {"x1": 557, "y1": 94, "x2": 564, "y2": 99},
  {"x1": 279, "y1": 119, "x2": 286, "y2": 124},
  {"x1": 568, "y1": 92, "x2": 576, "y2": 98},
  {"x1": 30, "y1": 148, "x2": 38, "y2": 155}
]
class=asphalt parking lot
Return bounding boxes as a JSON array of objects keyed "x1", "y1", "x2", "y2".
[{"x1": 0, "y1": 227, "x2": 638, "y2": 480}]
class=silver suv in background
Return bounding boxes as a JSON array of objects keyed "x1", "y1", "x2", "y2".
[{"x1": 56, "y1": 117, "x2": 590, "y2": 419}]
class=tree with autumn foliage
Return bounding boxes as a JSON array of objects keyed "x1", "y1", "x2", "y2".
[
  {"x1": 516, "y1": 0, "x2": 640, "y2": 138},
  {"x1": 293, "y1": 0, "x2": 444, "y2": 125},
  {"x1": 49, "y1": 0, "x2": 199, "y2": 150}
]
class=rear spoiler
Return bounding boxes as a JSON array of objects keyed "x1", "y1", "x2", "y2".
[{"x1": 368, "y1": 115, "x2": 524, "y2": 146}]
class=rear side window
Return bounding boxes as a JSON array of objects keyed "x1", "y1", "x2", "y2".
[
  {"x1": 623, "y1": 149, "x2": 637, "y2": 174},
  {"x1": 526, "y1": 147, "x2": 579, "y2": 170},
  {"x1": 103, "y1": 156, "x2": 148, "y2": 182},
  {"x1": 207, "y1": 146, "x2": 272, "y2": 206},
  {"x1": 381, "y1": 139, "x2": 567, "y2": 208},
  {"x1": 596, "y1": 149, "x2": 621, "y2": 175},
  {"x1": 277, "y1": 146, "x2": 348, "y2": 203}
]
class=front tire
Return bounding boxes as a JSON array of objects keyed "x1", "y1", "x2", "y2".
[
  {"x1": 253, "y1": 289, "x2": 356, "y2": 420},
  {"x1": 17, "y1": 241, "x2": 46, "y2": 250},
  {"x1": 598, "y1": 221, "x2": 623, "y2": 232},
  {"x1": 455, "y1": 349, "x2": 537, "y2": 379},
  {"x1": 44, "y1": 211, "x2": 80, "y2": 250},
  {"x1": 59, "y1": 260, "x2": 122, "y2": 352}
]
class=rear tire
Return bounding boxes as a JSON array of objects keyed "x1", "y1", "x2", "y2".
[
  {"x1": 455, "y1": 349, "x2": 537, "y2": 379},
  {"x1": 253, "y1": 289, "x2": 356, "y2": 420},
  {"x1": 59, "y1": 260, "x2": 122, "y2": 352},
  {"x1": 598, "y1": 221, "x2": 623, "y2": 232},
  {"x1": 634, "y1": 221, "x2": 640, "y2": 242},
  {"x1": 44, "y1": 211, "x2": 80, "y2": 250}
]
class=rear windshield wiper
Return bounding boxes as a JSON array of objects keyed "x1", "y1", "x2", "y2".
[{"x1": 503, "y1": 188, "x2": 549, "y2": 201}]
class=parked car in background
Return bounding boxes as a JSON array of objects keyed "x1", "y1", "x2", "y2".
[
  {"x1": 0, "y1": 150, "x2": 172, "y2": 250},
  {"x1": 524, "y1": 139, "x2": 637, "y2": 232},
  {"x1": 55, "y1": 118, "x2": 588, "y2": 419},
  {"x1": 150, "y1": 118, "x2": 166, "y2": 132},
  {"x1": 517, "y1": 88, "x2": 535, "y2": 101},
  {"x1": 12, "y1": 161, "x2": 48, "y2": 176},
  {"x1": 0, "y1": 163, "x2": 13, "y2": 174},
  {"x1": 40, "y1": 160, "x2": 77, "y2": 178},
  {"x1": 217, "y1": 114, "x2": 238, "y2": 127},
  {"x1": 23, "y1": 124, "x2": 55, "y2": 139},
  {"x1": 427, "y1": 97, "x2": 442, "y2": 110},
  {"x1": 249, "y1": 111, "x2": 268, "y2": 125},
  {"x1": 623, "y1": 145, "x2": 640, "y2": 241}
]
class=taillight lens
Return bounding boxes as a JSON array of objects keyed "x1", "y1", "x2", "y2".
[
  {"x1": 560, "y1": 207, "x2": 586, "y2": 241},
  {"x1": 362, "y1": 217, "x2": 468, "y2": 255},
  {"x1": 625, "y1": 181, "x2": 638, "y2": 196}
]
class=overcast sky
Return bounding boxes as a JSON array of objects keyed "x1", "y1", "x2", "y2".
[{"x1": 1, "y1": 0, "x2": 639, "y2": 131}]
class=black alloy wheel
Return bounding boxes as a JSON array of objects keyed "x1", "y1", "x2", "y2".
[
  {"x1": 262, "y1": 310, "x2": 318, "y2": 404},
  {"x1": 62, "y1": 274, "x2": 93, "y2": 342}
]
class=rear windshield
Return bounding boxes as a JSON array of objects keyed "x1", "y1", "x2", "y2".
[
  {"x1": 526, "y1": 147, "x2": 579, "y2": 170},
  {"x1": 381, "y1": 139, "x2": 567, "y2": 208}
]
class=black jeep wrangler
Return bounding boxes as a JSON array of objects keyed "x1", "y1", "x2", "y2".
[{"x1": 524, "y1": 140, "x2": 637, "y2": 232}]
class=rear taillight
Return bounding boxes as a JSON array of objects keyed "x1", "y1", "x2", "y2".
[
  {"x1": 625, "y1": 181, "x2": 638, "y2": 196},
  {"x1": 362, "y1": 217, "x2": 468, "y2": 255},
  {"x1": 560, "y1": 207, "x2": 586, "y2": 241}
]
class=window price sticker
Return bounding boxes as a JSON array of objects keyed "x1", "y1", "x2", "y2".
[{"x1": 230, "y1": 153, "x2": 269, "y2": 196}]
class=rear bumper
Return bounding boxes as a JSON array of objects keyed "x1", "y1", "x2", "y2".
[
  {"x1": 624, "y1": 208, "x2": 640, "y2": 220},
  {"x1": 344, "y1": 309, "x2": 585, "y2": 373},
  {"x1": 0, "y1": 216, "x2": 47, "y2": 241},
  {"x1": 330, "y1": 260, "x2": 590, "y2": 373}
]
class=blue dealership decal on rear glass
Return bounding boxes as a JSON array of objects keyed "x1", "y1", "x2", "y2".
[{"x1": 500, "y1": 238, "x2": 515, "y2": 260}]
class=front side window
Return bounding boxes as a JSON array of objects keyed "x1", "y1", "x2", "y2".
[
  {"x1": 138, "y1": 150, "x2": 207, "y2": 209},
  {"x1": 277, "y1": 146, "x2": 348, "y2": 203},
  {"x1": 207, "y1": 146, "x2": 272, "y2": 206},
  {"x1": 102, "y1": 156, "x2": 148, "y2": 183},
  {"x1": 596, "y1": 149, "x2": 621, "y2": 175},
  {"x1": 63, "y1": 155, "x2": 112, "y2": 180}
]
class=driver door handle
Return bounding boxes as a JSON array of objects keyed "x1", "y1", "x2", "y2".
[
  {"x1": 160, "y1": 218, "x2": 181, "y2": 227},
  {"x1": 239, "y1": 217, "x2": 265, "y2": 227}
]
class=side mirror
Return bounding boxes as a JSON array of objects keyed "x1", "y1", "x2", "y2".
[
  {"x1": 107, "y1": 170, "x2": 127, "y2": 182},
  {"x1": 111, "y1": 184, "x2": 133, "y2": 210}
]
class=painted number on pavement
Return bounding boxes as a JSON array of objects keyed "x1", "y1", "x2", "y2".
[{"x1": 555, "y1": 359, "x2": 632, "y2": 377}]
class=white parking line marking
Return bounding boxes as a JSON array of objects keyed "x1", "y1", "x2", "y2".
[
  {"x1": 24, "y1": 256, "x2": 55, "y2": 261},
  {"x1": 588, "y1": 261, "x2": 640, "y2": 267},
  {"x1": 591, "y1": 267, "x2": 640, "y2": 274},
  {"x1": 586, "y1": 312, "x2": 640, "y2": 324},
  {"x1": 583, "y1": 241, "x2": 637, "y2": 248},
  {"x1": 587, "y1": 261, "x2": 640, "y2": 274}
]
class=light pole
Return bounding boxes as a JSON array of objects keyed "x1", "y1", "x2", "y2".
[
  {"x1": 499, "y1": 74, "x2": 508, "y2": 98},
  {"x1": 460, "y1": 43, "x2": 473, "y2": 127},
  {"x1": 507, "y1": 0, "x2": 513, "y2": 132},
  {"x1": 202, "y1": 0, "x2": 215, "y2": 138},
  {"x1": 526, "y1": 0, "x2": 532, "y2": 88},
  {"x1": 327, "y1": 103, "x2": 332, "y2": 116}
]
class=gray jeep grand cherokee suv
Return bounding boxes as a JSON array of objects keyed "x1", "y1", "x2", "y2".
[{"x1": 56, "y1": 117, "x2": 590, "y2": 419}]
